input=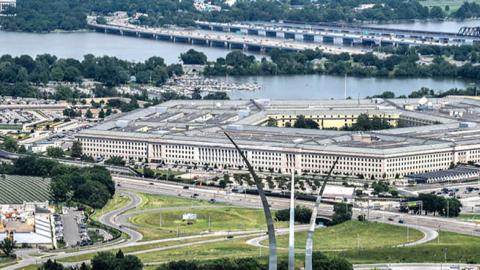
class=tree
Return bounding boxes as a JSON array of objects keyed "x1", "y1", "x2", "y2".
[
  {"x1": 105, "y1": 156, "x2": 125, "y2": 166},
  {"x1": 37, "y1": 259, "x2": 67, "y2": 270},
  {"x1": 275, "y1": 206, "x2": 312, "y2": 224},
  {"x1": 85, "y1": 109, "x2": 93, "y2": 119},
  {"x1": 46, "y1": 146, "x2": 64, "y2": 158},
  {"x1": 372, "y1": 181, "x2": 389, "y2": 195},
  {"x1": 143, "y1": 167, "x2": 155, "y2": 178},
  {"x1": 180, "y1": 49, "x2": 207, "y2": 65},
  {"x1": 332, "y1": 203, "x2": 352, "y2": 225},
  {"x1": 0, "y1": 237, "x2": 15, "y2": 257},
  {"x1": 91, "y1": 251, "x2": 142, "y2": 270},
  {"x1": 71, "y1": 141, "x2": 83, "y2": 158},
  {"x1": 430, "y1": 6, "x2": 446, "y2": 18},
  {"x1": 2, "y1": 136, "x2": 18, "y2": 152},
  {"x1": 440, "y1": 198, "x2": 462, "y2": 217},
  {"x1": 116, "y1": 250, "x2": 125, "y2": 259},
  {"x1": 266, "y1": 117, "x2": 277, "y2": 127},
  {"x1": 98, "y1": 109, "x2": 105, "y2": 119},
  {"x1": 293, "y1": 115, "x2": 319, "y2": 129}
]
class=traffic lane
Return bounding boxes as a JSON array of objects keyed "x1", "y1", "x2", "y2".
[
  {"x1": 116, "y1": 178, "x2": 334, "y2": 215},
  {"x1": 99, "y1": 190, "x2": 143, "y2": 242},
  {"x1": 115, "y1": 177, "x2": 479, "y2": 237},
  {"x1": 354, "y1": 263, "x2": 479, "y2": 270}
]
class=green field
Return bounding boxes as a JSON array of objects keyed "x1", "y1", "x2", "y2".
[
  {"x1": 58, "y1": 235, "x2": 225, "y2": 263},
  {"x1": 129, "y1": 192, "x2": 211, "y2": 212},
  {"x1": 0, "y1": 175, "x2": 51, "y2": 204},
  {"x1": 91, "y1": 193, "x2": 131, "y2": 222},
  {"x1": 327, "y1": 231, "x2": 480, "y2": 264},
  {"x1": 420, "y1": 0, "x2": 480, "y2": 13},
  {"x1": 0, "y1": 124, "x2": 22, "y2": 130},
  {"x1": 0, "y1": 257, "x2": 16, "y2": 268},
  {"x1": 458, "y1": 213, "x2": 480, "y2": 221},
  {"x1": 273, "y1": 221, "x2": 424, "y2": 251},
  {"x1": 137, "y1": 237, "x2": 261, "y2": 264},
  {"x1": 129, "y1": 207, "x2": 287, "y2": 241},
  {"x1": 135, "y1": 229, "x2": 480, "y2": 266}
]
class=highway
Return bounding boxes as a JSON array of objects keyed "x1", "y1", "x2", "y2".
[
  {"x1": 88, "y1": 16, "x2": 373, "y2": 55},
  {"x1": 354, "y1": 263, "x2": 479, "y2": 270},
  {"x1": 115, "y1": 176, "x2": 480, "y2": 238},
  {"x1": 196, "y1": 20, "x2": 477, "y2": 46},
  {"x1": 3, "y1": 173, "x2": 478, "y2": 270}
]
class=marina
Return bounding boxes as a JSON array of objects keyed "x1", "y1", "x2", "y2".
[{"x1": 148, "y1": 73, "x2": 260, "y2": 98}]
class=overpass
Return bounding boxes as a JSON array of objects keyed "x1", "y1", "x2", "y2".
[{"x1": 196, "y1": 20, "x2": 480, "y2": 47}]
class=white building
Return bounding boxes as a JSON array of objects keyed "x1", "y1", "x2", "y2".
[
  {"x1": 0, "y1": 0, "x2": 15, "y2": 12},
  {"x1": 77, "y1": 98, "x2": 480, "y2": 180},
  {"x1": 0, "y1": 202, "x2": 54, "y2": 248}
]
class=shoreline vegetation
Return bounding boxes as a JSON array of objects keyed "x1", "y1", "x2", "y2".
[
  {"x1": 1, "y1": 0, "x2": 480, "y2": 33},
  {"x1": 0, "y1": 49, "x2": 479, "y2": 103}
]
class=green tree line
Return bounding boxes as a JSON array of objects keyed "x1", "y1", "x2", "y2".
[
  {"x1": 0, "y1": 156, "x2": 115, "y2": 209},
  {"x1": 4, "y1": 0, "x2": 478, "y2": 32},
  {"x1": 0, "y1": 54, "x2": 182, "y2": 98},
  {"x1": 203, "y1": 48, "x2": 480, "y2": 81}
]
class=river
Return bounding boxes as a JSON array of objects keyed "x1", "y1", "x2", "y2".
[
  {"x1": 0, "y1": 19, "x2": 478, "y2": 99},
  {"x1": 225, "y1": 75, "x2": 470, "y2": 100}
]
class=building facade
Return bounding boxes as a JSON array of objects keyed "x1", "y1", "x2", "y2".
[
  {"x1": 0, "y1": 0, "x2": 15, "y2": 12},
  {"x1": 77, "y1": 98, "x2": 480, "y2": 179}
]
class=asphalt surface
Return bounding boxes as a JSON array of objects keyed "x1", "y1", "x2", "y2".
[
  {"x1": 61, "y1": 213, "x2": 81, "y2": 247},
  {"x1": 354, "y1": 263, "x2": 479, "y2": 270},
  {"x1": 115, "y1": 176, "x2": 480, "y2": 238},
  {"x1": 4, "y1": 175, "x2": 478, "y2": 270},
  {"x1": 98, "y1": 190, "x2": 143, "y2": 243}
]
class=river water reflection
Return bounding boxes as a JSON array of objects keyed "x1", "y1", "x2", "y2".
[{"x1": 0, "y1": 21, "x2": 477, "y2": 99}]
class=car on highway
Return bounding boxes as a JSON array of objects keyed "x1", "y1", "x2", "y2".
[
  {"x1": 398, "y1": 219, "x2": 405, "y2": 224},
  {"x1": 183, "y1": 186, "x2": 189, "y2": 190}
]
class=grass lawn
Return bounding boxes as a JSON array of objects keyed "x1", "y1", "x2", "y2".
[
  {"x1": 19, "y1": 264, "x2": 43, "y2": 270},
  {"x1": 58, "y1": 235, "x2": 225, "y2": 263},
  {"x1": 90, "y1": 193, "x2": 131, "y2": 222},
  {"x1": 129, "y1": 207, "x2": 287, "y2": 241},
  {"x1": 272, "y1": 221, "x2": 424, "y2": 251},
  {"x1": 326, "y1": 231, "x2": 480, "y2": 264},
  {"x1": 128, "y1": 193, "x2": 211, "y2": 212},
  {"x1": 0, "y1": 256, "x2": 16, "y2": 268},
  {"x1": 0, "y1": 124, "x2": 22, "y2": 130},
  {"x1": 419, "y1": 0, "x2": 480, "y2": 13},
  {"x1": 458, "y1": 213, "x2": 480, "y2": 221},
  {"x1": 137, "y1": 229, "x2": 480, "y2": 266},
  {"x1": 137, "y1": 238, "x2": 262, "y2": 264}
]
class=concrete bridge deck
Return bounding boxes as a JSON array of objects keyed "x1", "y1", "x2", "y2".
[
  {"x1": 196, "y1": 20, "x2": 480, "y2": 47},
  {"x1": 87, "y1": 17, "x2": 371, "y2": 55}
]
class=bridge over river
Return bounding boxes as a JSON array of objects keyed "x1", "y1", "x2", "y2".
[
  {"x1": 88, "y1": 17, "x2": 371, "y2": 55},
  {"x1": 88, "y1": 16, "x2": 480, "y2": 55},
  {"x1": 196, "y1": 20, "x2": 480, "y2": 47}
]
